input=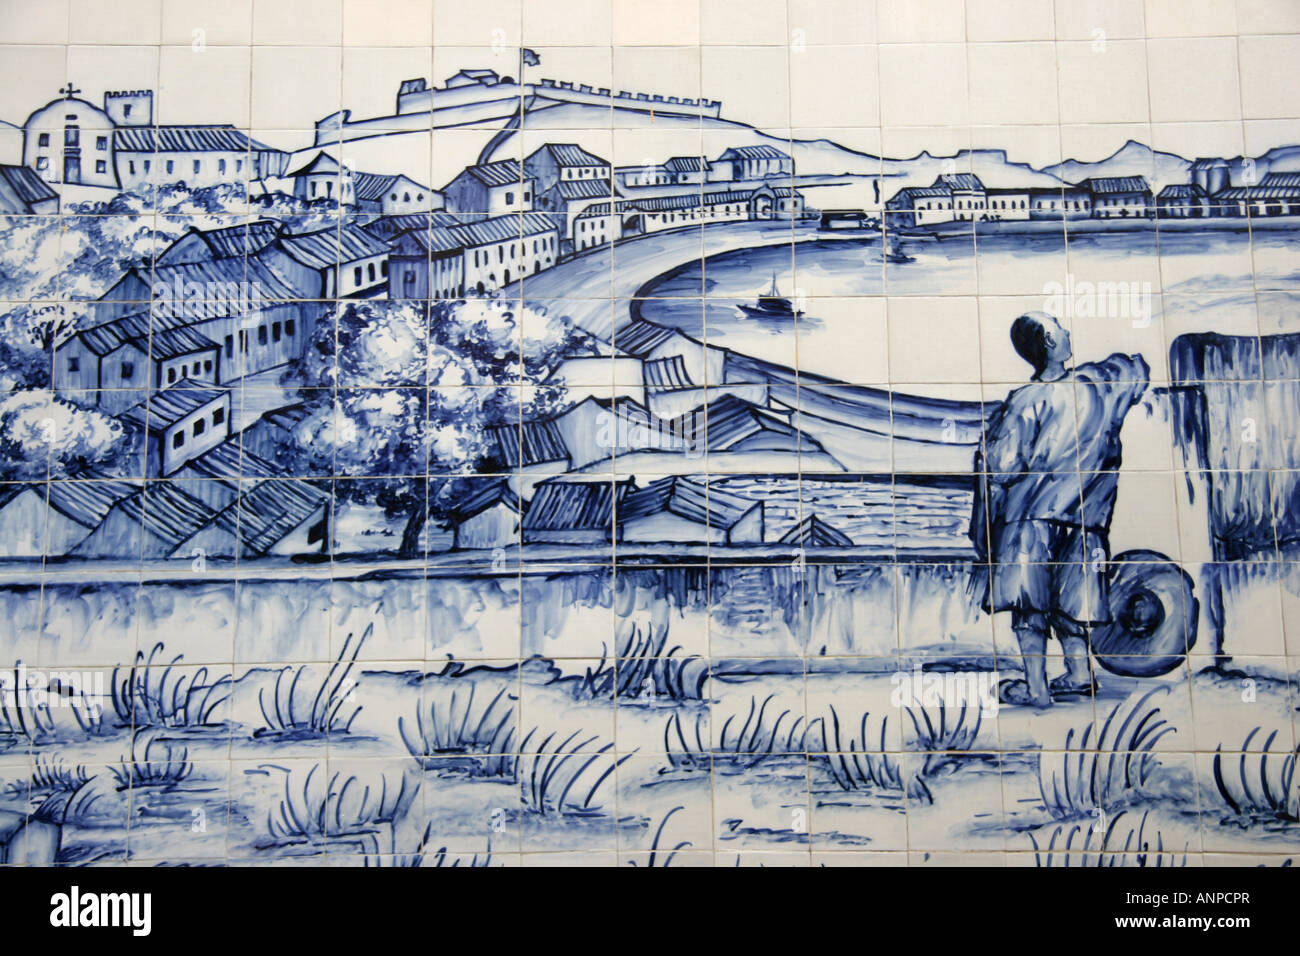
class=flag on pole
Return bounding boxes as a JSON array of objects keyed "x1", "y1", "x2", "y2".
[{"x1": 520, "y1": 48, "x2": 540, "y2": 67}]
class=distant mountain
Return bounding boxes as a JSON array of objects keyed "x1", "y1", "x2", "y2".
[{"x1": 1044, "y1": 140, "x2": 1191, "y2": 189}]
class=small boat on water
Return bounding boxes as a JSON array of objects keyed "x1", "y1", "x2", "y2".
[
  {"x1": 885, "y1": 235, "x2": 914, "y2": 264},
  {"x1": 738, "y1": 274, "x2": 803, "y2": 318}
]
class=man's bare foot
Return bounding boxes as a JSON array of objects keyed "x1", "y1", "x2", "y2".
[{"x1": 998, "y1": 678, "x2": 1052, "y2": 708}]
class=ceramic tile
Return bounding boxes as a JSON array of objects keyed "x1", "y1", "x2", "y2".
[{"x1": 0, "y1": 0, "x2": 1296, "y2": 874}]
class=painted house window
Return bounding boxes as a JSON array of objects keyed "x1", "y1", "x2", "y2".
[
  {"x1": 121, "y1": 361, "x2": 133, "y2": 379},
  {"x1": 285, "y1": 319, "x2": 295, "y2": 336},
  {"x1": 257, "y1": 325, "x2": 267, "y2": 346},
  {"x1": 96, "y1": 160, "x2": 106, "y2": 173},
  {"x1": 193, "y1": 160, "x2": 201, "y2": 175},
  {"x1": 38, "y1": 133, "x2": 49, "y2": 147},
  {"x1": 224, "y1": 335, "x2": 233, "y2": 359},
  {"x1": 212, "y1": 407, "x2": 225, "y2": 426},
  {"x1": 352, "y1": 266, "x2": 362, "y2": 286},
  {"x1": 272, "y1": 321, "x2": 281, "y2": 342},
  {"x1": 96, "y1": 136, "x2": 107, "y2": 150},
  {"x1": 167, "y1": 367, "x2": 177, "y2": 383},
  {"x1": 36, "y1": 157, "x2": 49, "y2": 170},
  {"x1": 193, "y1": 418, "x2": 206, "y2": 437},
  {"x1": 172, "y1": 430, "x2": 184, "y2": 449},
  {"x1": 166, "y1": 160, "x2": 174, "y2": 175}
]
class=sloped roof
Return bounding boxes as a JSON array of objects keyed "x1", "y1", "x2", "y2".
[
  {"x1": 485, "y1": 419, "x2": 568, "y2": 467},
  {"x1": 622, "y1": 193, "x2": 701, "y2": 212},
  {"x1": 642, "y1": 355, "x2": 694, "y2": 392},
  {"x1": 182, "y1": 440, "x2": 278, "y2": 480},
  {"x1": 213, "y1": 479, "x2": 328, "y2": 554},
  {"x1": 613, "y1": 320, "x2": 690, "y2": 356},
  {"x1": 447, "y1": 212, "x2": 556, "y2": 247},
  {"x1": 663, "y1": 156, "x2": 710, "y2": 172},
  {"x1": 779, "y1": 514, "x2": 853, "y2": 547},
  {"x1": 123, "y1": 386, "x2": 228, "y2": 432},
  {"x1": 353, "y1": 171, "x2": 430, "y2": 202},
  {"x1": 1260, "y1": 171, "x2": 1300, "y2": 188},
  {"x1": 717, "y1": 145, "x2": 790, "y2": 161},
  {"x1": 147, "y1": 326, "x2": 219, "y2": 359},
  {"x1": 114, "y1": 126, "x2": 275, "y2": 154},
  {"x1": 46, "y1": 479, "x2": 140, "y2": 528},
  {"x1": 0, "y1": 164, "x2": 58, "y2": 208},
  {"x1": 1157, "y1": 184, "x2": 1208, "y2": 200},
  {"x1": 277, "y1": 223, "x2": 390, "y2": 268},
  {"x1": 531, "y1": 144, "x2": 608, "y2": 167},
  {"x1": 116, "y1": 483, "x2": 218, "y2": 551},
  {"x1": 449, "y1": 479, "x2": 521, "y2": 522},
  {"x1": 174, "y1": 219, "x2": 282, "y2": 260},
  {"x1": 620, "y1": 476, "x2": 757, "y2": 529},
  {"x1": 673, "y1": 394, "x2": 802, "y2": 452},
  {"x1": 1080, "y1": 176, "x2": 1151, "y2": 194},
  {"x1": 548, "y1": 178, "x2": 614, "y2": 200},
  {"x1": 937, "y1": 173, "x2": 984, "y2": 191},
  {"x1": 521, "y1": 478, "x2": 630, "y2": 532},
  {"x1": 392, "y1": 225, "x2": 463, "y2": 255},
  {"x1": 286, "y1": 152, "x2": 341, "y2": 177},
  {"x1": 459, "y1": 159, "x2": 525, "y2": 187},
  {"x1": 148, "y1": 257, "x2": 303, "y2": 306}
]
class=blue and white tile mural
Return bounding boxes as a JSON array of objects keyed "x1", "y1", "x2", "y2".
[{"x1": 0, "y1": 0, "x2": 1297, "y2": 868}]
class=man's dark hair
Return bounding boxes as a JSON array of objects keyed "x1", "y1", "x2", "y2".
[{"x1": 1010, "y1": 313, "x2": 1050, "y2": 373}]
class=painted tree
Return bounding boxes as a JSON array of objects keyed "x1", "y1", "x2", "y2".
[
  {"x1": 0, "y1": 390, "x2": 130, "y2": 481},
  {"x1": 0, "y1": 182, "x2": 324, "y2": 387},
  {"x1": 283, "y1": 298, "x2": 589, "y2": 556}
]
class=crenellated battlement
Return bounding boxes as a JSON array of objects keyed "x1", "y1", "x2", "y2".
[{"x1": 534, "y1": 77, "x2": 722, "y2": 115}]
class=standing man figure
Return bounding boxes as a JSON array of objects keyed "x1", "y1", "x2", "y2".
[{"x1": 971, "y1": 311, "x2": 1149, "y2": 707}]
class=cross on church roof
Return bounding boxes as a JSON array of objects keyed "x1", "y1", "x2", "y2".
[{"x1": 59, "y1": 82, "x2": 81, "y2": 98}]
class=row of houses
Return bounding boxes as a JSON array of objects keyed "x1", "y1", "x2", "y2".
[
  {"x1": 438, "y1": 142, "x2": 805, "y2": 255},
  {"x1": 451, "y1": 474, "x2": 853, "y2": 549},
  {"x1": 23, "y1": 87, "x2": 286, "y2": 192},
  {"x1": 887, "y1": 170, "x2": 1300, "y2": 226},
  {"x1": 885, "y1": 173, "x2": 1154, "y2": 225},
  {"x1": 0, "y1": 467, "x2": 329, "y2": 561},
  {"x1": 53, "y1": 217, "x2": 397, "y2": 415}
]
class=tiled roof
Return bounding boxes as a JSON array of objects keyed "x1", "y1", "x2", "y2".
[
  {"x1": 531, "y1": 144, "x2": 608, "y2": 167},
  {"x1": 461, "y1": 159, "x2": 525, "y2": 187},
  {"x1": 46, "y1": 479, "x2": 140, "y2": 528},
  {"x1": 354, "y1": 171, "x2": 430, "y2": 202},
  {"x1": 0, "y1": 164, "x2": 58, "y2": 205},
  {"x1": 663, "y1": 156, "x2": 709, "y2": 172},
  {"x1": 1157, "y1": 184, "x2": 1208, "y2": 199},
  {"x1": 448, "y1": 212, "x2": 556, "y2": 247},
  {"x1": 1080, "y1": 176, "x2": 1151, "y2": 194},
  {"x1": 117, "y1": 483, "x2": 218, "y2": 551},
  {"x1": 183, "y1": 441, "x2": 278, "y2": 480},
  {"x1": 123, "y1": 385, "x2": 228, "y2": 432},
  {"x1": 718, "y1": 145, "x2": 790, "y2": 160},
  {"x1": 548, "y1": 178, "x2": 614, "y2": 200},
  {"x1": 937, "y1": 173, "x2": 985, "y2": 191},
  {"x1": 184, "y1": 220, "x2": 282, "y2": 259},
  {"x1": 1261, "y1": 172, "x2": 1300, "y2": 188},
  {"x1": 521, "y1": 478, "x2": 630, "y2": 532},
  {"x1": 779, "y1": 514, "x2": 853, "y2": 547},
  {"x1": 642, "y1": 355, "x2": 694, "y2": 391},
  {"x1": 613, "y1": 320, "x2": 687, "y2": 356},
  {"x1": 672, "y1": 394, "x2": 801, "y2": 452},
  {"x1": 450, "y1": 479, "x2": 521, "y2": 522},
  {"x1": 213, "y1": 479, "x2": 328, "y2": 554},
  {"x1": 114, "y1": 126, "x2": 274, "y2": 154},
  {"x1": 620, "y1": 476, "x2": 756, "y2": 528},
  {"x1": 486, "y1": 419, "x2": 568, "y2": 467},
  {"x1": 277, "y1": 223, "x2": 390, "y2": 268}
]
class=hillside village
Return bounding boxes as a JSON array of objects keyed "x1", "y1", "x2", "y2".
[{"x1": 0, "y1": 71, "x2": 1296, "y2": 563}]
